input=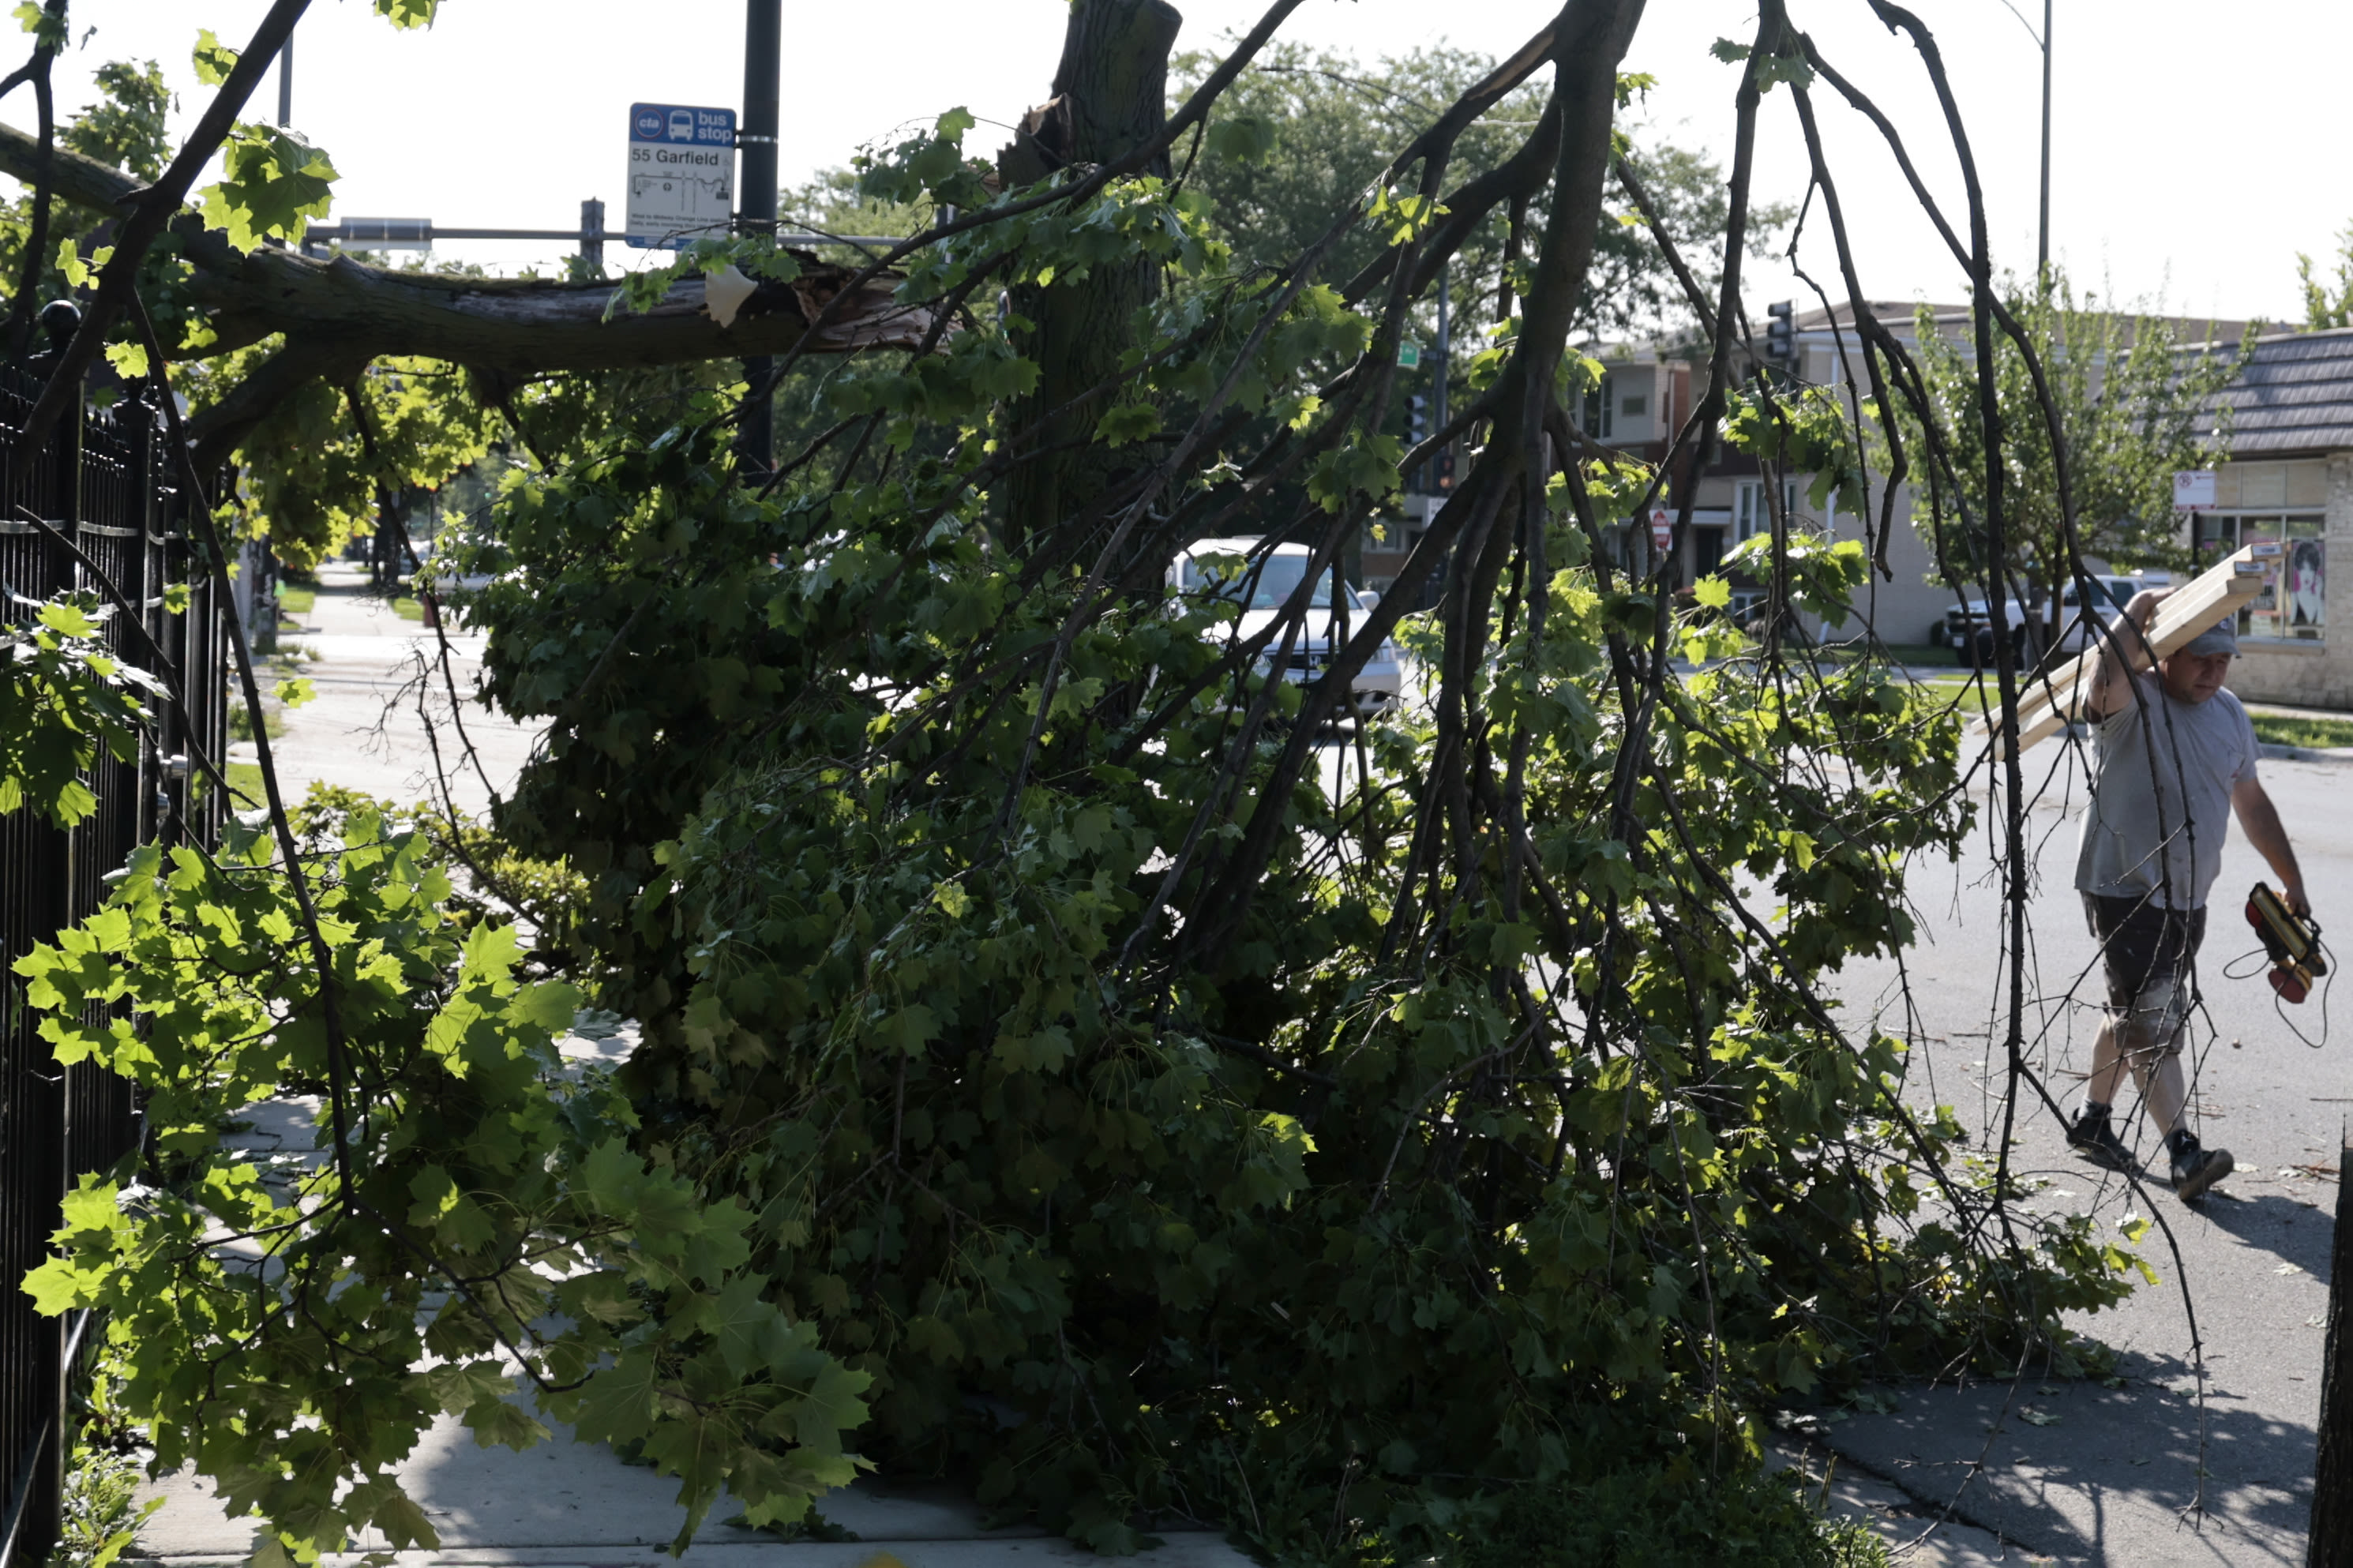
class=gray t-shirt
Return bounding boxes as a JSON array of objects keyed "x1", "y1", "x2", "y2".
[{"x1": 2074, "y1": 670, "x2": 2258, "y2": 910}]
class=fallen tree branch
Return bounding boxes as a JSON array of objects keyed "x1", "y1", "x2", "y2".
[{"x1": 0, "y1": 118, "x2": 936, "y2": 430}]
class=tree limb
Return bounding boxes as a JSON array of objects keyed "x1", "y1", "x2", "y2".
[{"x1": 0, "y1": 118, "x2": 936, "y2": 396}]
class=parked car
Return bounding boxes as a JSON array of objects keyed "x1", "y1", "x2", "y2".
[
  {"x1": 2046, "y1": 572, "x2": 2171, "y2": 657},
  {"x1": 1942, "y1": 595, "x2": 2036, "y2": 668},
  {"x1": 1169, "y1": 538, "x2": 1405, "y2": 715}
]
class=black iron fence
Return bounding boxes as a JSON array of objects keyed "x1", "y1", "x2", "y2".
[{"x1": 0, "y1": 359, "x2": 231, "y2": 1567}]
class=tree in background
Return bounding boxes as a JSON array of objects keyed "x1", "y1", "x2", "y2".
[
  {"x1": 2299, "y1": 223, "x2": 2353, "y2": 330},
  {"x1": 1172, "y1": 40, "x2": 1784, "y2": 346},
  {"x1": 1898, "y1": 268, "x2": 2249, "y2": 640}
]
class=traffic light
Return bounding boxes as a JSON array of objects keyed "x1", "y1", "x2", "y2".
[
  {"x1": 1405, "y1": 393, "x2": 1430, "y2": 493},
  {"x1": 1766, "y1": 300, "x2": 1795, "y2": 370},
  {"x1": 1435, "y1": 443, "x2": 1454, "y2": 492}
]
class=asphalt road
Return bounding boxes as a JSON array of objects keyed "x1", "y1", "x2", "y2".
[{"x1": 1814, "y1": 748, "x2": 2353, "y2": 1564}]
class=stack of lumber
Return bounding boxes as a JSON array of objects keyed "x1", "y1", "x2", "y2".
[{"x1": 1968, "y1": 541, "x2": 2278, "y2": 757}]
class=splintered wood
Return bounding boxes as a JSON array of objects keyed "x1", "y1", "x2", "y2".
[{"x1": 1968, "y1": 542, "x2": 2276, "y2": 758}]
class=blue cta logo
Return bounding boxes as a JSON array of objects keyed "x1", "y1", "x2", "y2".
[{"x1": 633, "y1": 106, "x2": 665, "y2": 141}]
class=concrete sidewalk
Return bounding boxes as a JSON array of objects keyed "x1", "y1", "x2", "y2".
[
  {"x1": 236, "y1": 563, "x2": 537, "y2": 819},
  {"x1": 135, "y1": 1417, "x2": 1251, "y2": 1568}
]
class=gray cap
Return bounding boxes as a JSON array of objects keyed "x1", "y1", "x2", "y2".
[{"x1": 2178, "y1": 617, "x2": 2239, "y2": 658}]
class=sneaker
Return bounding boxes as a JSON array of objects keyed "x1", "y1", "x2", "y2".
[
  {"x1": 2171, "y1": 1143, "x2": 2235, "y2": 1202},
  {"x1": 2066, "y1": 1109, "x2": 2133, "y2": 1170}
]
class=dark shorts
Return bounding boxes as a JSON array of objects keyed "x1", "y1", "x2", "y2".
[{"x1": 2083, "y1": 893, "x2": 2205, "y2": 1052}]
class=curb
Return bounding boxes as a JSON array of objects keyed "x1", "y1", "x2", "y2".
[{"x1": 2259, "y1": 743, "x2": 2353, "y2": 764}]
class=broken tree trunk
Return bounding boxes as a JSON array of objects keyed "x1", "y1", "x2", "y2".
[
  {"x1": 2310, "y1": 1125, "x2": 2353, "y2": 1566},
  {"x1": 0, "y1": 120, "x2": 933, "y2": 457},
  {"x1": 996, "y1": 0, "x2": 1184, "y2": 554}
]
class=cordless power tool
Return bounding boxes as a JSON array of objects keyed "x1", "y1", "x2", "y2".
[{"x1": 2247, "y1": 881, "x2": 2326, "y2": 1003}]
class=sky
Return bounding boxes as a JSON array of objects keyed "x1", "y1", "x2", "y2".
[{"x1": 6, "y1": 0, "x2": 2345, "y2": 330}]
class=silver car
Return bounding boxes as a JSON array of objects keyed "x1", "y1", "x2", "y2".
[{"x1": 1169, "y1": 538, "x2": 1405, "y2": 715}]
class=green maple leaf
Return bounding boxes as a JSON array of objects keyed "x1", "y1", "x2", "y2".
[
  {"x1": 20, "y1": 1257, "x2": 92, "y2": 1315},
  {"x1": 201, "y1": 123, "x2": 338, "y2": 253},
  {"x1": 463, "y1": 1394, "x2": 550, "y2": 1453},
  {"x1": 696, "y1": 1275, "x2": 775, "y2": 1379},
  {"x1": 190, "y1": 28, "x2": 238, "y2": 86},
  {"x1": 571, "y1": 1349, "x2": 660, "y2": 1447}
]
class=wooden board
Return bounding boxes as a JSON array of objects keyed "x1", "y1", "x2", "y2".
[{"x1": 1967, "y1": 542, "x2": 2276, "y2": 759}]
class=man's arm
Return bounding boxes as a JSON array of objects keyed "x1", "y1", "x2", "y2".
[
  {"x1": 2082, "y1": 587, "x2": 2167, "y2": 720},
  {"x1": 2233, "y1": 773, "x2": 2310, "y2": 913}
]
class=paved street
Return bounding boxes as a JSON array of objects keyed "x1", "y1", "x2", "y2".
[{"x1": 1815, "y1": 744, "x2": 2353, "y2": 1563}]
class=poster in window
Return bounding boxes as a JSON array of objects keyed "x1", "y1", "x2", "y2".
[
  {"x1": 2244, "y1": 529, "x2": 2281, "y2": 636},
  {"x1": 2289, "y1": 538, "x2": 2326, "y2": 636}
]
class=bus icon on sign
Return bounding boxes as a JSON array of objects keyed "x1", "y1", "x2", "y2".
[
  {"x1": 667, "y1": 108, "x2": 695, "y2": 142},
  {"x1": 634, "y1": 107, "x2": 664, "y2": 140}
]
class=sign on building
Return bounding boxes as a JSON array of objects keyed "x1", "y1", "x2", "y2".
[
  {"x1": 1649, "y1": 508, "x2": 1673, "y2": 555},
  {"x1": 2172, "y1": 469, "x2": 2217, "y2": 512},
  {"x1": 626, "y1": 103, "x2": 736, "y2": 248}
]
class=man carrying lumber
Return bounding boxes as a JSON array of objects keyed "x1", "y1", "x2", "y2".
[{"x1": 2067, "y1": 588, "x2": 2309, "y2": 1199}]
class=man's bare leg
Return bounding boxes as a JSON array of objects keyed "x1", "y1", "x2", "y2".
[{"x1": 2087, "y1": 1017, "x2": 2188, "y2": 1138}]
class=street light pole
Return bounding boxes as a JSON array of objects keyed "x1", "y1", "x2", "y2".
[
  {"x1": 737, "y1": 0, "x2": 782, "y2": 477},
  {"x1": 276, "y1": 27, "x2": 291, "y2": 127},
  {"x1": 2038, "y1": 0, "x2": 2051, "y2": 277},
  {"x1": 2000, "y1": 0, "x2": 2052, "y2": 279}
]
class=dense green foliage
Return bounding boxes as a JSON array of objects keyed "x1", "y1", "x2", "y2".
[
  {"x1": 1454, "y1": 1466, "x2": 1887, "y2": 1567},
  {"x1": 445, "y1": 122, "x2": 2135, "y2": 1557},
  {"x1": 22, "y1": 815, "x2": 869, "y2": 1562},
  {"x1": 0, "y1": 594, "x2": 157, "y2": 827}
]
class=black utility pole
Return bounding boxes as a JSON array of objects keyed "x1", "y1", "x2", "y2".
[
  {"x1": 736, "y1": 0, "x2": 782, "y2": 476},
  {"x1": 277, "y1": 27, "x2": 291, "y2": 127}
]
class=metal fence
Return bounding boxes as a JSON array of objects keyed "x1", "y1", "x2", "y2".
[{"x1": 0, "y1": 357, "x2": 231, "y2": 1568}]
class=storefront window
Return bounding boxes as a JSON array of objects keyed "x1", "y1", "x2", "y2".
[{"x1": 2200, "y1": 512, "x2": 2324, "y2": 642}]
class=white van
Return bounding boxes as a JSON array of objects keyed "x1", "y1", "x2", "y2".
[{"x1": 1169, "y1": 538, "x2": 1405, "y2": 715}]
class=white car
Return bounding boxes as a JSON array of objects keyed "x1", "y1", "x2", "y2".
[
  {"x1": 1169, "y1": 538, "x2": 1405, "y2": 715},
  {"x1": 2047, "y1": 572, "x2": 2171, "y2": 656},
  {"x1": 1941, "y1": 595, "x2": 2035, "y2": 666}
]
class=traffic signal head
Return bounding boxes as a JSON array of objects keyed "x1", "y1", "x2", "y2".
[
  {"x1": 1406, "y1": 393, "x2": 1429, "y2": 444},
  {"x1": 1766, "y1": 300, "x2": 1795, "y2": 367}
]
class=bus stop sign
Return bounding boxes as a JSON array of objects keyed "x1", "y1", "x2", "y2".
[{"x1": 626, "y1": 103, "x2": 736, "y2": 248}]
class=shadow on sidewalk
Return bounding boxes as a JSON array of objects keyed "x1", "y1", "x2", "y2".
[
  {"x1": 2191, "y1": 1188, "x2": 2339, "y2": 1276},
  {"x1": 1825, "y1": 1371, "x2": 2314, "y2": 1564}
]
